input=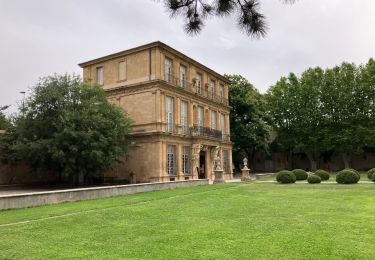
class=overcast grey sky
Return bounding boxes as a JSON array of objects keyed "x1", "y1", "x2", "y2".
[{"x1": 1, "y1": 0, "x2": 374, "y2": 114}]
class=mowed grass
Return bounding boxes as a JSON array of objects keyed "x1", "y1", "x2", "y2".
[{"x1": 1, "y1": 183, "x2": 375, "y2": 259}]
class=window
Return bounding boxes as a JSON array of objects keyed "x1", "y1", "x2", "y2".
[
  {"x1": 197, "y1": 106, "x2": 204, "y2": 133},
  {"x1": 221, "y1": 113, "x2": 225, "y2": 139},
  {"x1": 181, "y1": 101, "x2": 188, "y2": 135},
  {"x1": 179, "y1": 65, "x2": 187, "y2": 88},
  {"x1": 166, "y1": 96, "x2": 174, "y2": 133},
  {"x1": 167, "y1": 145, "x2": 176, "y2": 175},
  {"x1": 223, "y1": 150, "x2": 229, "y2": 172},
  {"x1": 210, "y1": 80, "x2": 215, "y2": 99},
  {"x1": 118, "y1": 61, "x2": 126, "y2": 81},
  {"x1": 182, "y1": 146, "x2": 190, "y2": 175},
  {"x1": 219, "y1": 84, "x2": 224, "y2": 103},
  {"x1": 195, "y1": 73, "x2": 202, "y2": 94},
  {"x1": 211, "y1": 111, "x2": 217, "y2": 130},
  {"x1": 164, "y1": 57, "x2": 173, "y2": 83},
  {"x1": 96, "y1": 67, "x2": 104, "y2": 85}
]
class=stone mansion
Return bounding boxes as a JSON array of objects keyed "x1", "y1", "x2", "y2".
[{"x1": 79, "y1": 42, "x2": 233, "y2": 183}]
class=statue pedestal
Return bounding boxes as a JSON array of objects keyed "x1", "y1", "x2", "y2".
[
  {"x1": 241, "y1": 167, "x2": 252, "y2": 182},
  {"x1": 213, "y1": 169, "x2": 225, "y2": 184}
]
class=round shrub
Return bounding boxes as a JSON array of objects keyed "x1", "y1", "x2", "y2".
[
  {"x1": 367, "y1": 168, "x2": 375, "y2": 180},
  {"x1": 292, "y1": 169, "x2": 308, "y2": 180},
  {"x1": 307, "y1": 175, "x2": 321, "y2": 184},
  {"x1": 371, "y1": 172, "x2": 375, "y2": 183},
  {"x1": 342, "y1": 168, "x2": 361, "y2": 180},
  {"x1": 314, "y1": 169, "x2": 330, "y2": 181},
  {"x1": 276, "y1": 170, "x2": 296, "y2": 184},
  {"x1": 336, "y1": 169, "x2": 360, "y2": 184}
]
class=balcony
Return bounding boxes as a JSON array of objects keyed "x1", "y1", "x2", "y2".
[
  {"x1": 163, "y1": 123, "x2": 230, "y2": 141},
  {"x1": 163, "y1": 73, "x2": 229, "y2": 106}
]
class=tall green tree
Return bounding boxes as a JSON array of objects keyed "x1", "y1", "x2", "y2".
[
  {"x1": 321, "y1": 62, "x2": 375, "y2": 168},
  {"x1": 227, "y1": 74, "x2": 270, "y2": 172},
  {"x1": 0, "y1": 105, "x2": 10, "y2": 130},
  {"x1": 163, "y1": 0, "x2": 295, "y2": 38},
  {"x1": 0, "y1": 75, "x2": 133, "y2": 184},
  {"x1": 267, "y1": 60, "x2": 375, "y2": 170}
]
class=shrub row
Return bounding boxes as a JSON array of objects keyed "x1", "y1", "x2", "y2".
[
  {"x1": 307, "y1": 175, "x2": 321, "y2": 184},
  {"x1": 276, "y1": 170, "x2": 296, "y2": 184},
  {"x1": 367, "y1": 168, "x2": 375, "y2": 181},
  {"x1": 314, "y1": 169, "x2": 330, "y2": 181},
  {"x1": 336, "y1": 168, "x2": 360, "y2": 184},
  {"x1": 292, "y1": 169, "x2": 308, "y2": 180},
  {"x1": 276, "y1": 168, "x2": 363, "y2": 184}
]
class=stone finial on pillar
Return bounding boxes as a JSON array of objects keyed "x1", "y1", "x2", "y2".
[{"x1": 241, "y1": 158, "x2": 251, "y2": 181}]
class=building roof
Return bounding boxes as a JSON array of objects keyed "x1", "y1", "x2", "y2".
[{"x1": 78, "y1": 41, "x2": 229, "y2": 83}]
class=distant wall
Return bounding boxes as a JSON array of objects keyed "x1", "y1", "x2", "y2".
[
  {"x1": 252, "y1": 151, "x2": 375, "y2": 172},
  {"x1": 0, "y1": 179, "x2": 209, "y2": 210},
  {"x1": 0, "y1": 163, "x2": 57, "y2": 185}
]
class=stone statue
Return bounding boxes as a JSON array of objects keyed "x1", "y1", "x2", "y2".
[
  {"x1": 213, "y1": 146, "x2": 222, "y2": 170},
  {"x1": 243, "y1": 158, "x2": 249, "y2": 170},
  {"x1": 241, "y1": 157, "x2": 251, "y2": 181},
  {"x1": 191, "y1": 144, "x2": 202, "y2": 177}
]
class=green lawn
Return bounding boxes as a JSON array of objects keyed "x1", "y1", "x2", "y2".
[{"x1": 1, "y1": 183, "x2": 375, "y2": 259}]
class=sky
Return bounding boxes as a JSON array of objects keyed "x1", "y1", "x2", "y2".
[{"x1": 1, "y1": 0, "x2": 374, "y2": 114}]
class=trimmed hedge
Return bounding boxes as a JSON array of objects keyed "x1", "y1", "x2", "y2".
[
  {"x1": 342, "y1": 168, "x2": 361, "y2": 180},
  {"x1": 314, "y1": 169, "x2": 330, "y2": 181},
  {"x1": 336, "y1": 169, "x2": 360, "y2": 184},
  {"x1": 307, "y1": 175, "x2": 321, "y2": 184},
  {"x1": 372, "y1": 172, "x2": 375, "y2": 183},
  {"x1": 367, "y1": 168, "x2": 375, "y2": 180},
  {"x1": 292, "y1": 169, "x2": 308, "y2": 180},
  {"x1": 276, "y1": 170, "x2": 296, "y2": 184}
]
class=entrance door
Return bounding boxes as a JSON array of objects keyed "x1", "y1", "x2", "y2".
[{"x1": 199, "y1": 151, "x2": 206, "y2": 179}]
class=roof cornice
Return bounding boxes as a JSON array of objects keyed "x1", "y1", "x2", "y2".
[{"x1": 78, "y1": 41, "x2": 229, "y2": 83}]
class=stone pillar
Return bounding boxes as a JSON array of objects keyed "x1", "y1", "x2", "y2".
[
  {"x1": 241, "y1": 158, "x2": 252, "y2": 182},
  {"x1": 213, "y1": 169, "x2": 225, "y2": 183}
]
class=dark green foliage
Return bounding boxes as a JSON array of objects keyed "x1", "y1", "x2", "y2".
[
  {"x1": 292, "y1": 169, "x2": 308, "y2": 180},
  {"x1": 342, "y1": 168, "x2": 361, "y2": 180},
  {"x1": 0, "y1": 74, "x2": 133, "y2": 184},
  {"x1": 314, "y1": 169, "x2": 330, "y2": 181},
  {"x1": 226, "y1": 74, "x2": 271, "y2": 173},
  {"x1": 0, "y1": 105, "x2": 10, "y2": 130},
  {"x1": 163, "y1": 0, "x2": 296, "y2": 38},
  {"x1": 372, "y1": 172, "x2": 375, "y2": 183},
  {"x1": 336, "y1": 169, "x2": 360, "y2": 184},
  {"x1": 267, "y1": 59, "x2": 375, "y2": 169},
  {"x1": 367, "y1": 168, "x2": 375, "y2": 180},
  {"x1": 307, "y1": 175, "x2": 321, "y2": 184},
  {"x1": 276, "y1": 170, "x2": 296, "y2": 184}
]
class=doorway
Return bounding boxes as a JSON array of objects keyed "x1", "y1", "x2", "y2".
[{"x1": 199, "y1": 151, "x2": 206, "y2": 179}]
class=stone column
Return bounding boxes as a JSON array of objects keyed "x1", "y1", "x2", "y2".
[
  {"x1": 241, "y1": 158, "x2": 252, "y2": 182},
  {"x1": 191, "y1": 144, "x2": 201, "y2": 179}
]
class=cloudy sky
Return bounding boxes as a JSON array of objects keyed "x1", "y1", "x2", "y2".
[{"x1": 1, "y1": 0, "x2": 374, "y2": 114}]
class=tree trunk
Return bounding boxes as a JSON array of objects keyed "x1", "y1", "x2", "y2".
[
  {"x1": 306, "y1": 152, "x2": 317, "y2": 172},
  {"x1": 250, "y1": 148, "x2": 256, "y2": 174},
  {"x1": 342, "y1": 153, "x2": 351, "y2": 169}
]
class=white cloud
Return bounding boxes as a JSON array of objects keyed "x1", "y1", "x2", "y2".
[{"x1": 0, "y1": 0, "x2": 374, "y2": 113}]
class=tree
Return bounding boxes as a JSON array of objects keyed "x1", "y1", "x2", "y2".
[
  {"x1": 162, "y1": 0, "x2": 294, "y2": 38},
  {"x1": 0, "y1": 75, "x2": 133, "y2": 185},
  {"x1": 227, "y1": 74, "x2": 270, "y2": 172},
  {"x1": 0, "y1": 105, "x2": 10, "y2": 130},
  {"x1": 321, "y1": 62, "x2": 375, "y2": 168},
  {"x1": 267, "y1": 60, "x2": 375, "y2": 170}
]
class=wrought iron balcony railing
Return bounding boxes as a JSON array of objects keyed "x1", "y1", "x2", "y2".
[
  {"x1": 162, "y1": 123, "x2": 230, "y2": 141},
  {"x1": 163, "y1": 73, "x2": 229, "y2": 106}
]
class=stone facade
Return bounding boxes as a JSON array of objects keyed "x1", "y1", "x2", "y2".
[{"x1": 79, "y1": 41, "x2": 233, "y2": 183}]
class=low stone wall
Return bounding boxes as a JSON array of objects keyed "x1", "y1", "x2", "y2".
[{"x1": 0, "y1": 179, "x2": 209, "y2": 210}]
